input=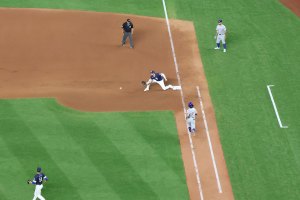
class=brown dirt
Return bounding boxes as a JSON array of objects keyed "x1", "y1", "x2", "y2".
[
  {"x1": 280, "y1": 0, "x2": 300, "y2": 16},
  {"x1": 0, "y1": 8, "x2": 234, "y2": 200}
]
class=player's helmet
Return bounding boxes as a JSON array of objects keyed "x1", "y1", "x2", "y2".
[
  {"x1": 218, "y1": 19, "x2": 223, "y2": 23},
  {"x1": 188, "y1": 102, "x2": 194, "y2": 108},
  {"x1": 150, "y1": 70, "x2": 155, "y2": 74},
  {"x1": 37, "y1": 167, "x2": 42, "y2": 172}
]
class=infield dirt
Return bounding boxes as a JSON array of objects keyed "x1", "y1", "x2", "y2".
[
  {"x1": 281, "y1": 0, "x2": 300, "y2": 16},
  {"x1": 0, "y1": 8, "x2": 234, "y2": 200}
]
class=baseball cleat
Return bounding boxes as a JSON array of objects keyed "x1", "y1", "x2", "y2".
[
  {"x1": 214, "y1": 47, "x2": 220, "y2": 49},
  {"x1": 223, "y1": 49, "x2": 226, "y2": 52},
  {"x1": 144, "y1": 88, "x2": 149, "y2": 92}
]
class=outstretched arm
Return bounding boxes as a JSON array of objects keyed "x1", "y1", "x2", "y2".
[
  {"x1": 146, "y1": 78, "x2": 153, "y2": 85},
  {"x1": 160, "y1": 73, "x2": 167, "y2": 81}
]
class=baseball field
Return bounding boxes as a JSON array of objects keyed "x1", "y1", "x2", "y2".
[{"x1": 0, "y1": 0, "x2": 299, "y2": 200}]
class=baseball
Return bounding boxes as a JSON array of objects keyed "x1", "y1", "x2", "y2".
[{"x1": 120, "y1": 87, "x2": 122, "y2": 90}]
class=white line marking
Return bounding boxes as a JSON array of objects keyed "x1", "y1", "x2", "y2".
[
  {"x1": 161, "y1": 0, "x2": 204, "y2": 200},
  {"x1": 267, "y1": 85, "x2": 288, "y2": 128},
  {"x1": 196, "y1": 86, "x2": 223, "y2": 193}
]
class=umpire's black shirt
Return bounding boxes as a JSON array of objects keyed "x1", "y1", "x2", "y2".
[{"x1": 122, "y1": 21, "x2": 134, "y2": 32}]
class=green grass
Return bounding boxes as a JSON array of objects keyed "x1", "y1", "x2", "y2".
[
  {"x1": 0, "y1": 0, "x2": 300, "y2": 199},
  {"x1": 0, "y1": 99, "x2": 189, "y2": 200}
]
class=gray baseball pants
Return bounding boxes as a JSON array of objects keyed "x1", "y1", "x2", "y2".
[{"x1": 122, "y1": 32, "x2": 134, "y2": 48}]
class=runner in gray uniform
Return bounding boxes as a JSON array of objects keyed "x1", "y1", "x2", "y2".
[
  {"x1": 214, "y1": 19, "x2": 227, "y2": 52},
  {"x1": 121, "y1": 19, "x2": 134, "y2": 48},
  {"x1": 186, "y1": 102, "x2": 198, "y2": 135}
]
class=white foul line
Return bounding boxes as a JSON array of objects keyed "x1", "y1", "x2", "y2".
[
  {"x1": 162, "y1": 0, "x2": 204, "y2": 200},
  {"x1": 196, "y1": 86, "x2": 223, "y2": 193},
  {"x1": 267, "y1": 85, "x2": 288, "y2": 128}
]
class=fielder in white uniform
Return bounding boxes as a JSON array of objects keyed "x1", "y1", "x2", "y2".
[
  {"x1": 144, "y1": 70, "x2": 181, "y2": 91},
  {"x1": 214, "y1": 19, "x2": 227, "y2": 52},
  {"x1": 186, "y1": 102, "x2": 197, "y2": 134}
]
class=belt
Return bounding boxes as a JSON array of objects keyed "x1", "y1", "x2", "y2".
[{"x1": 218, "y1": 34, "x2": 224, "y2": 35}]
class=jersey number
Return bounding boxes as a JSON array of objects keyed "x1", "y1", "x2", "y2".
[{"x1": 39, "y1": 177, "x2": 43, "y2": 182}]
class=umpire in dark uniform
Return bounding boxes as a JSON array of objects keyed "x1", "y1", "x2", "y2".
[{"x1": 121, "y1": 19, "x2": 134, "y2": 48}]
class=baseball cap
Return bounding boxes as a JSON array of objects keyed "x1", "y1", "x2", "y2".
[
  {"x1": 218, "y1": 19, "x2": 223, "y2": 23},
  {"x1": 37, "y1": 167, "x2": 42, "y2": 172}
]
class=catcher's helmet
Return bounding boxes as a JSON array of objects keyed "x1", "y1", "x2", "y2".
[
  {"x1": 188, "y1": 102, "x2": 194, "y2": 108},
  {"x1": 37, "y1": 167, "x2": 42, "y2": 172},
  {"x1": 218, "y1": 19, "x2": 223, "y2": 23}
]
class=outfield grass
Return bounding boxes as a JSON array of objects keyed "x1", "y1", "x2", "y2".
[
  {"x1": 0, "y1": 99, "x2": 189, "y2": 200},
  {"x1": 0, "y1": 0, "x2": 300, "y2": 199}
]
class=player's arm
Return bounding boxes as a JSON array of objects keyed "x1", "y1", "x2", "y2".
[
  {"x1": 28, "y1": 179, "x2": 36, "y2": 185},
  {"x1": 131, "y1": 23, "x2": 134, "y2": 34},
  {"x1": 160, "y1": 73, "x2": 167, "y2": 81},
  {"x1": 44, "y1": 175, "x2": 48, "y2": 182},
  {"x1": 146, "y1": 78, "x2": 153, "y2": 85},
  {"x1": 121, "y1": 23, "x2": 125, "y2": 33}
]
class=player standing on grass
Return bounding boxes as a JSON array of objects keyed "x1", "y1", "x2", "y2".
[
  {"x1": 27, "y1": 167, "x2": 48, "y2": 200},
  {"x1": 186, "y1": 102, "x2": 197, "y2": 135},
  {"x1": 214, "y1": 19, "x2": 227, "y2": 52}
]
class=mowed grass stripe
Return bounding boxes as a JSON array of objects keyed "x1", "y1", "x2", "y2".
[
  {"x1": 0, "y1": 100, "x2": 82, "y2": 200},
  {"x1": 52, "y1": 112, "x2": 159, "y2": 199},
  {"x1": 0, "y1": 98, "x2": 189, "y2": 199},
  {"x1": 0, "y1": 137, "x2": 32, "y2": 199},
  {"x1": 52, "y1": 107, "x2": 189, "y2": 199},
  {"x1": 92, "y1": 112, "x2": 188, "y2": 198},
  {"x1": 12, "y1": 99, "x2": 120, "y2": 200}
]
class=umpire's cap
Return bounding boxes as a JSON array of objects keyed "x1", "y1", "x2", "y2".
[
  {"x1": 37, "y1": 167, "x2": 42, "y2": 172},
  {"x1": 218, "y1": 19, "x2": 223, "y2": 23}
]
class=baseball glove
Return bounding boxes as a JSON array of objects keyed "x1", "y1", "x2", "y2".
[
  {"x1": 27, "y1": 180, "x2": 31, "y2": 184},
  {"x1": 141, "y1": 81, "x2": 147, "y2": 88}
]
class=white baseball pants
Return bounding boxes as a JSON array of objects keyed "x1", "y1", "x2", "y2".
[
  {"x1": 33, "y1": 184, "x2": 45, "y2": 200},
  {"x1": 216, "y1": 34, "x2": 226, "y2": 44},
  {"x1": 187, "y1": 118, "x2": 196, "y2": 132}
]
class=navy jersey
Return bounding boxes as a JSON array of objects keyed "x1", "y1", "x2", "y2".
[
  {"x1": 122, "y1": 21, "x2": 134, "y2": 32},
  {"x1": 33, "y1": 173, "x2": 47, "y2": 185},
  {"x1": 151, "y1": 73, "x2": 163, "y2": 81}
]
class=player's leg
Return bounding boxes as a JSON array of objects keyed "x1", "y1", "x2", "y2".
[
  {"x1": 157, "y1": 80, "x2": 172, "y2": 90},
  {"x1": 187, "y1": 119, "x2": 192, "y2": 133},
  {"x1": 221, "y1": 35, "x2": 227, "y2": 52},
  {"x1": 128, "y1": 33, "x2": 134, "y2": 48},
  {"x1": 191, "y1": 120, "x2": 196, "y2": 133},
  {"x1": 122, "y1": 32, "x2": 129, "y2": 45},
  {"x1": 37, "y1": 185, "x2": 46, "y2": 200},
  {"x1": 33, "y1": 185, "x2": 41, "y2": 200},
  {"x1": 172, "y1": 85, "x2": 181, "y2": 90},
  {"x1": 215, "y1": 36, "x2": 221, "y2": 49},
  {"x1": 37, "y1": 195, "x2": 45, "y2": 200}
]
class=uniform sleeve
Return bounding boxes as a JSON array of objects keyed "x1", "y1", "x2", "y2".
[
  {"x1": 44, "y1": 175, "x2": 48, "y2": 181},
  {"x1": 31, "y1": 175, "x2": 37, "y2": 184}
]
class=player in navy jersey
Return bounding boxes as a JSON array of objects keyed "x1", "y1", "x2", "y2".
[
  {"x1": 144, "y1": 70, "x2": 181, "y2": 91},
  {"x1": 28, "y1": 167, "x2": 48, "y2": 200}
]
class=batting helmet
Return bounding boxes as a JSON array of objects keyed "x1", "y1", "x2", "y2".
[
  {"x1": 218, "y1": 19, "x2": 223, "y2": 23},
  {"x1": 150, "y1": 70, "x2": 155, "y2": 74},
  {"x1": 188, "y1": 102, "x2": 194, "y2": 108},
  {"x1": 37, "y1": 167, "x2": 42, "y2": 172}
]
